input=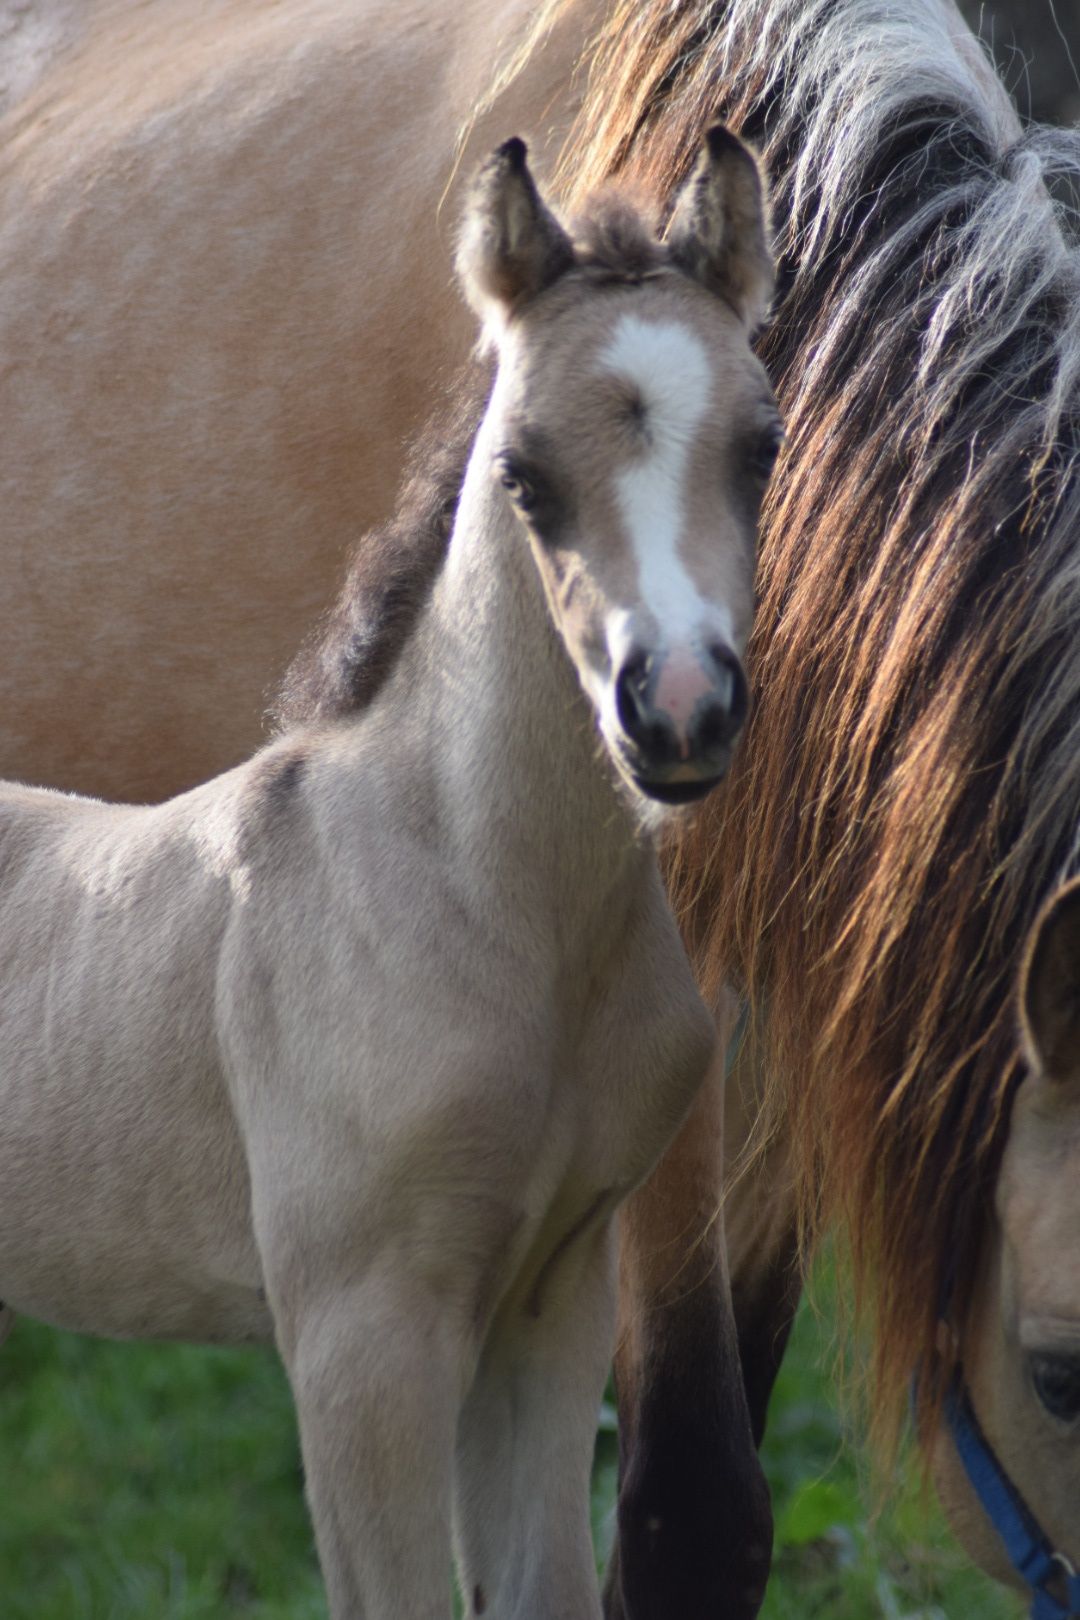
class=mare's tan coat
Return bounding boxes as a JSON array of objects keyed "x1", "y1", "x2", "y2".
[{"x1": 0, "y1": 0, "x2": 592, "y2": 800}]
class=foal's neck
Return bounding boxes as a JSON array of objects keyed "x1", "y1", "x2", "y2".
[{"x1": 408, "y1": 402, "x2": 646, "y2": 917}]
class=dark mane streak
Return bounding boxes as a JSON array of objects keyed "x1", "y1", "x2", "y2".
[
  {"x1": 549, "y1": 0, "x2": 1080, "y2": 1447},
  {"x1": 272, "y1": 371, "x2": 486, "y2": 729}
]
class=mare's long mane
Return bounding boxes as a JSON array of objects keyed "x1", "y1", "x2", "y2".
[{"x1": 550, "y1": 0, "x2": 1080, "y2": 1441}]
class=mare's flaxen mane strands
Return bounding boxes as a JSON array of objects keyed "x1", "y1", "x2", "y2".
[{"x1": 541, "y1": 0, "x2": 1080, "y2": 1447}]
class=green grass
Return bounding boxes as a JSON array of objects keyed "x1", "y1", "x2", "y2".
[
  {"x1": 755, "y1": 1273, "x2": 1020, "y2": 1620},
  {"x1": 0, "y1": 1268, "x2": 1020, "y2": 1619}
]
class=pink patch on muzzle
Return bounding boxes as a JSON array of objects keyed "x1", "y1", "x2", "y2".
[{"x1": 653, "y1": 651, "x2": 717, "y2": 750}]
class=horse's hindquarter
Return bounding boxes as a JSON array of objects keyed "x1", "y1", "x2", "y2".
[
  {"x1": 0, "y1": 0, "x2": 590, "y2": 802},
  {"x1": 0, "y1": 779, "x2": 266, "y2": 1343}
]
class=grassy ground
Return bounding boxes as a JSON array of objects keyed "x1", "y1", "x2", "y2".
[
  {"x1": 752, "y1": 1279, "x2": 1020, "y2": 1620},
  {"x1": 0, "y1": 1269, "x2": 1020, "y2": 1619}
]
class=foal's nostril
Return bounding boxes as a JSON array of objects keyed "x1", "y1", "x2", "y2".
[
  {"x1": 614, "y1": 652, "x2": 648, "y2": 736},
  {"x1": 708, "y1": 645, "x2": 750, "y2": 732},
  {"x1": 616, "y1": 644, "x2": 749, "y2": 773},
  {"x1": 615, "y1": 655, "x2": 679, "y2": 767},
  {"x1": 690, "y1": 648, "x2": 749, "y2": 758},
  {"x1": 695, "y1": 699, "x2": 738, "y2": 757}
]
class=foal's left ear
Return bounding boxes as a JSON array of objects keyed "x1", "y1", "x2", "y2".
[
  {"x1": 666, "y1": 124, "x2": 775, "y2": 331},
  {"x1": 457, "y1": 137, "x2": 575, "y2": 326},
  {"x1": 1020, "y1": 876, "x2": 1080, "y2": 1087}
]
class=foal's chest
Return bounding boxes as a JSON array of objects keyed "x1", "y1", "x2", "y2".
[{"x1": 494, "y1": 902, "x2": 713, "y2": 1218}]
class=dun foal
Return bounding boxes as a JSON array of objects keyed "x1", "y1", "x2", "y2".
[{"x1": 0, "y1": 134, "x2": 778, "y2": 1616}]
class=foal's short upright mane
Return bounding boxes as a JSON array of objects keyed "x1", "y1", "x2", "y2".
[
  {"x1": 534, "y1": 0, "x2": 1080, "y2": 1444},
  {"x1": 273, "y1": 382, "x2": 480, "y2": 730}
]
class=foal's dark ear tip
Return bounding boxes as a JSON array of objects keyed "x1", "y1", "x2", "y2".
[
  {"x1": 495, "y1": 135, "x2": 528, "y2": 171},
  {"x1": 704, "y1": 122, "x2": 741, "y2": 159},
  {"x1": 704, "y1": 123, "x2": 760, "y2": 176}
]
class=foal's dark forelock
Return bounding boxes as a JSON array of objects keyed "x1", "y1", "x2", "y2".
[{"x1": 550, "y1": 0, "x2": 1080, "y2": 1446}]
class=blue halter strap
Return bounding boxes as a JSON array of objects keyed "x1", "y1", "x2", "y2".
[{"x1": 943, "y1": 1374, "x2": 1080, "y2": 1618}]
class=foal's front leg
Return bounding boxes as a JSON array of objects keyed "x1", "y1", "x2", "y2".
[
  {"x1": 453, "y1": 1218, "x2": 616, "y2": 1620},
  {"x1": 252, "y1": 1177, "x2": 482, "y2": 1620}
]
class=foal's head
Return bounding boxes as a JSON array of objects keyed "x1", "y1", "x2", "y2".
[{"x1": 457, "y1": 132, "x2": 779, "y2": 804}]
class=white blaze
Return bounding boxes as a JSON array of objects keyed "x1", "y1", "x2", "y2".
[{"x1": 598, "y1": 314, "x2": 731, "y2": 647}]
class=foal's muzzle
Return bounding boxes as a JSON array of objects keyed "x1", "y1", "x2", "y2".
[{"x1": 613, "y1": 643, "x2": 749, "y2": 803}]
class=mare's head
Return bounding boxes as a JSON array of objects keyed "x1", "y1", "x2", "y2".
[
  {"x1": 457, "y1": 132, "x2": 780, "y2": 804},
  {"x1": 933, "y1": 881, "x2": 1080, "y2": 1588}
]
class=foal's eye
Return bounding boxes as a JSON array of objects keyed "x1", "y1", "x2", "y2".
[
  {"x1": 498, "y1": 465, "x2": 537, "y2": 512},
  {"x1": 1029, "y1": 1351, "x2": 1080, "y2": 1425},
  {"x1": 750, "y1": 422, "x2": 785, "y2": 482}
]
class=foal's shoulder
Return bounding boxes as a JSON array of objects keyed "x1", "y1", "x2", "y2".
[{"x1": 213, "y1": 732, "x2": 325, "y2": 868}]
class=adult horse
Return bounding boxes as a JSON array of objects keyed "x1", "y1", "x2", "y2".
[{"x1": 5, "y1": 0, "x2": 1080, "y2": 1614}]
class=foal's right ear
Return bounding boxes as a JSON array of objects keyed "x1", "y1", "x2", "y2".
[
  {"x1": 457, "y1": 137, "x2": 575, "y2": 328},
  {"x1": 1020, "y1": 877, "x2": 1080, "y2": 1086},
  {"x1": 666, "y1": 124, "x2": 775, "y2": 331}
]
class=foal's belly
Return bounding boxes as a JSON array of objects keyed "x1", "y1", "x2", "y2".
[
  {"x1": 0, "y1": 1122, "x2": 272, "y2": 1345},
  {"x1": 0, "y1": 1262, "x2": 274, "y2": 1348},
  {"x1": 0, "y1": 1093, "x2": 272, "y2": 1346}
]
